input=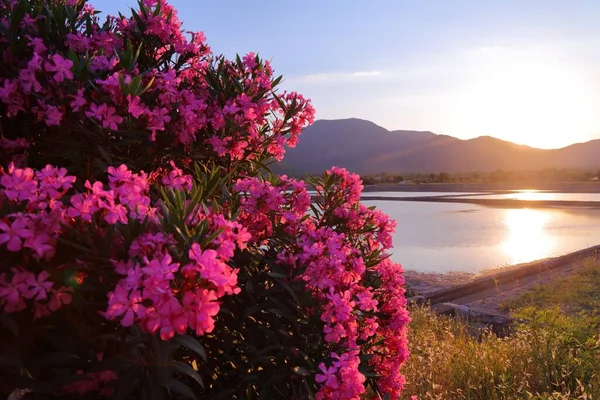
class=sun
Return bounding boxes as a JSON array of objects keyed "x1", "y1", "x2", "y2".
[{"x1": 448, "y1": 49, "x2": 598, "y2": 149}]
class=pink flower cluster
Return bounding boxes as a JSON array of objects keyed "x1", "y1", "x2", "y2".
[
  {"x1": 234, "y1": 175, "x2": 311, "y2": 241},
  {"x1": 68, "y1": 164, "x2": 154, "y2": 224},
  {"x1": 0, "y1": 1, "x2": 409, "y2": 398},
  {"x1": 104, "y1": 205, "x2": 250, "y2": 340},
  {"x1": 105, "y1": 239, "x2": 242, "y2": 340},
  {"x1": 235, "y1": 168, "x2": 410, "y2": 399},
  {"x1": 0, "y1": 268, "x2": 72, "y2": 317},
  {"x1": 0, "y1": 163, "x2": 79, "y2": 315},
  {"x1": 161, "y1": 161, "x2": 193, "y2": 191},
  {"x1": 1, "y1": 160, "x2": 251, "y2": 344},
  {"x1": 0, "y1": 0, "x2": 315, "y2": 170}
]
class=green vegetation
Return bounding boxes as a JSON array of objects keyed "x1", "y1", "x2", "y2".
[
  {"x1": 401, "y1": 261, "x2": 600, "y2": 399},
  {"x1": 501, "y1": 260, "x2": 600, "y2": 314},
  {"x1": 360, "y1": 168, "x2": 600, "y2": 185}
]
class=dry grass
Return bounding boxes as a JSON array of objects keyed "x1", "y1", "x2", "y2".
[{"x1": 400, "y1": 261, "x2": 600, "y2": 400}]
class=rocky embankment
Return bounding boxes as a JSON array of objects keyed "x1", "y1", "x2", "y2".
[{"x1": 406, "y1": 245, "x2": 600, "y2": 334}]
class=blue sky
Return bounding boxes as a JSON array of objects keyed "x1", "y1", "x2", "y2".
[{"x1": 95, "y1": 0, "x2": 600, "y2": 149}]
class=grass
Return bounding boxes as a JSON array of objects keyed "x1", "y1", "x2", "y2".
[{"x1": 399, "y1": 259, "x2": 600, "y2": 400}]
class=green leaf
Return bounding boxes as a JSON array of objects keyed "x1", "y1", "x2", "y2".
[
  {"x1": 10, "y1": 0, "x2": 29, "y2": 35},
  {"x1": 172, "y1": 335, "x2": 207, "y2": 361},
  {"x1": 172, "y1": 361, "x2": 204, "y2": 390},
  {"x1": 166, "y1": 378, "x2": 198, "y2": 400},
  {"x1": 118, "y1": 73, "x2": 127, "y2": 94},
  {"x1": 129, "y1": 75, "x2": 142, "y2": 96},
  {"x1": 138, "y1": 75, "x2": 155, "y2": 95},
  {"x1": 293, "y1": 366, "x2": 311, "y2": 376}
]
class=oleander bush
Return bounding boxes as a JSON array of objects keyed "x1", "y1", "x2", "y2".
[{"x1": 0, "y1": 0, "x2": 410, "y2": 399}]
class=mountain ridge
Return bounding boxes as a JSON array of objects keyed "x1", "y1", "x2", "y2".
[{"x1": 278, "y1": 118, "x2": 600, "y2": 174}]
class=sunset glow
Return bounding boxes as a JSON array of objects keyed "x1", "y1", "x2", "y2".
[{"x1": 449, "y1": 49, "x2": 598, "y2": 149}]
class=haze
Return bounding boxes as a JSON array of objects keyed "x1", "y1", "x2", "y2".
[{"x1": 97, "y1": 0, "x2": 600, "y2": 149}]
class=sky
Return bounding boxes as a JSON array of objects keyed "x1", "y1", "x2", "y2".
[{"x1": 95, "y1": 0, "x2": 600, "y2": 149}]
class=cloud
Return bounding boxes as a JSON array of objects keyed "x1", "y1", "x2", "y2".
[
  {"x1": 296, "y1": 70, "x2": 383, "y2": 84},
  {"x1": 288, "y1": 66, "x2": 447, "y2": 87}
]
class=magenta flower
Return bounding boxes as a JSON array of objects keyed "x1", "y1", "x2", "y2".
[
  {"x1": 47, "y1": 287, "x2": 73, "y2": 312},
  {"x1": 182, "y1": 288, "x2": 220, "y2": 336},
  {"x1": 0, "y1": 163, "x2": 37, "y2": 201},
  {"x1": 127, "y1": 95, "x2": 145, "y2": 118},
  {"x1": 68, "y1": 194, "x2": 96, "y2": 222},
  {"x1": 85, "y1": 102, "x2": 107, "y2": 122},
  {"x1": 0, "y1": 216, "x2": 33, "y2": 251},
  {"x1": 21, "y1": 271, "x2": 53, "y2": 300},
  {"x1": 23, "y1": 232, "x2": 55, "y2": 260},
  {"x1": 162, "y1": 161, "x2": 192, "y2": 191},
  {"x1": 70, "y1": 88, "x2": 86, "y2": 111},
  {"x1": 45, "y1": 54, "x2": 74, "y2": 83},
  {"x1": 101, "y1": 106, "x2": 123, "y2": 130},
  {"x1": 106, "y1": 286, "x2": 146, "y2": 327},
  {"x1": 315, "y1": 363, "x2": 339, "y2": 390},
  {"x1": 44, "y1": 105, "x2": 63, "y2": 126},
  {"x1": 19, "y1": 67, "x2": 42, "y2": 93},
  {"x1": 0, "y1": 272, "x2": 28, "y2": 313}
]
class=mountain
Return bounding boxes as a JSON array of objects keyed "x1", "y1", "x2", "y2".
[{"x1": 278, "y1": 118, "x2": 600, "y2": 174}]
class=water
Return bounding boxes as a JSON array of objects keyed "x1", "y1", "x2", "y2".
[
  {"x1": 449, "y1": 192, "x2": 600, "y2": 202},
  {"x1": 362, "y1": 191, "x2": 481, "y2": 198},
  {"x1": 308, "y1": 190, "x2": 482, "y2": 198},
  {"x1": 364, "y1": 195, "x2": 600, "y2": 274}
]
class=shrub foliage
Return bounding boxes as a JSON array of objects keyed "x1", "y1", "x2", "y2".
[{"x1": 0, "y1": 0, "x2": 410, "y2": 399}]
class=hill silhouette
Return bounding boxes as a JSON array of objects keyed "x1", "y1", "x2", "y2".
[{"x1": 278, "y1": 118, "x2": 600, "y2": 174}]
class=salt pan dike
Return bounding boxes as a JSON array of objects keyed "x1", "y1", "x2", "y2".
[{"x1": 361, "y1": 191, "x2": 600, "y2": 209}]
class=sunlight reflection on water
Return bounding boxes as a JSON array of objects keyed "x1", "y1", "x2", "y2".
[
  {"x1": 364, "y1": 197, "x2": 600, "y2": 273},
  {"x1": 500, "y1": 209, "x2": 558, "y2": 265}
]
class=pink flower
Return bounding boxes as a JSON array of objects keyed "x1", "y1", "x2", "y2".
[
  {"x1": 44, "y1": 105, "x2": 63, "y2": 126},
  {"x1": 147, "y1": 107, "x2": 171, "y2": 139},
  {"x1": 315, "y1": 363, "x2": 339, "y2": 390},
  {"x1": 0, "y1": 272, "x2": 27, "y2": 313},
  {"x1": 242, "y1": 52, "x2": 257, "y2": 70},
  {"x1": 27, "y1": 37, "x2": 46, "y2": 54},
  {"x1": 85, "y1": 102, "x2": 107, "y2": 122},
  {"x1": 70, "y1": 88, "x2": 86, "y2": 111},
  {"x1": 19, "y1": 67, "x2": 42, "y2": 93},
  {"x1": 36, "y1": 165, "x2": 76, "y2": 199},
  {"x1": 187, "y1": 244, "x2": 240, "y2": 296},
  {"x1": 0, "y1": 79, "x2": 18, "y2": 103},
  {"x1": 101, "y1": 106, "x2": 123, "y2": 130},
  {"x1": 0, "y1": 216, "x2": 33, "y2": 251},
  {"x1": 68, "y1": 194, "x2": 96, "y2": 222},
  {"x1": 0, "y1": 163, "x2": 37, "y2": 201},
  {"x1": 206, "y1": 135, "x2": 228, "y2": 156},
  {"x1": 48, "y1": 287, "x2": 73, "y2": 311},
  {"x1": 106, "y1": 286, "x2": 146, "y2": 327},
  {"x1": 182, "y1": 288, "x2": 220, "y2": 336},
  {"x1": 21, "y1": 271, "x2": 53, "y2": 301},
  {"x1": 161, "y1": 161, "x2": 192, "y2": 191},
  {"x1": 127, "y1": 95, "x2": 145, "y2": 118},
  {"x1": 23, "y1": 232, "x2": 56, "y2": 260},
  {"x1": 45, "y1": 54, "x2": 74, "y2": 83}
]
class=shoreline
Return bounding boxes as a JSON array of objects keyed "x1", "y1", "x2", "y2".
[
  {"x1": 361, "y1": 195, "x2": 600, "y2": 209},
  {"x1": 363, "y1": 182, "x2": 600, "y2": 193},
  {"x1": 405, "y1": 244, "x2": 600, "y2": 313}
]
